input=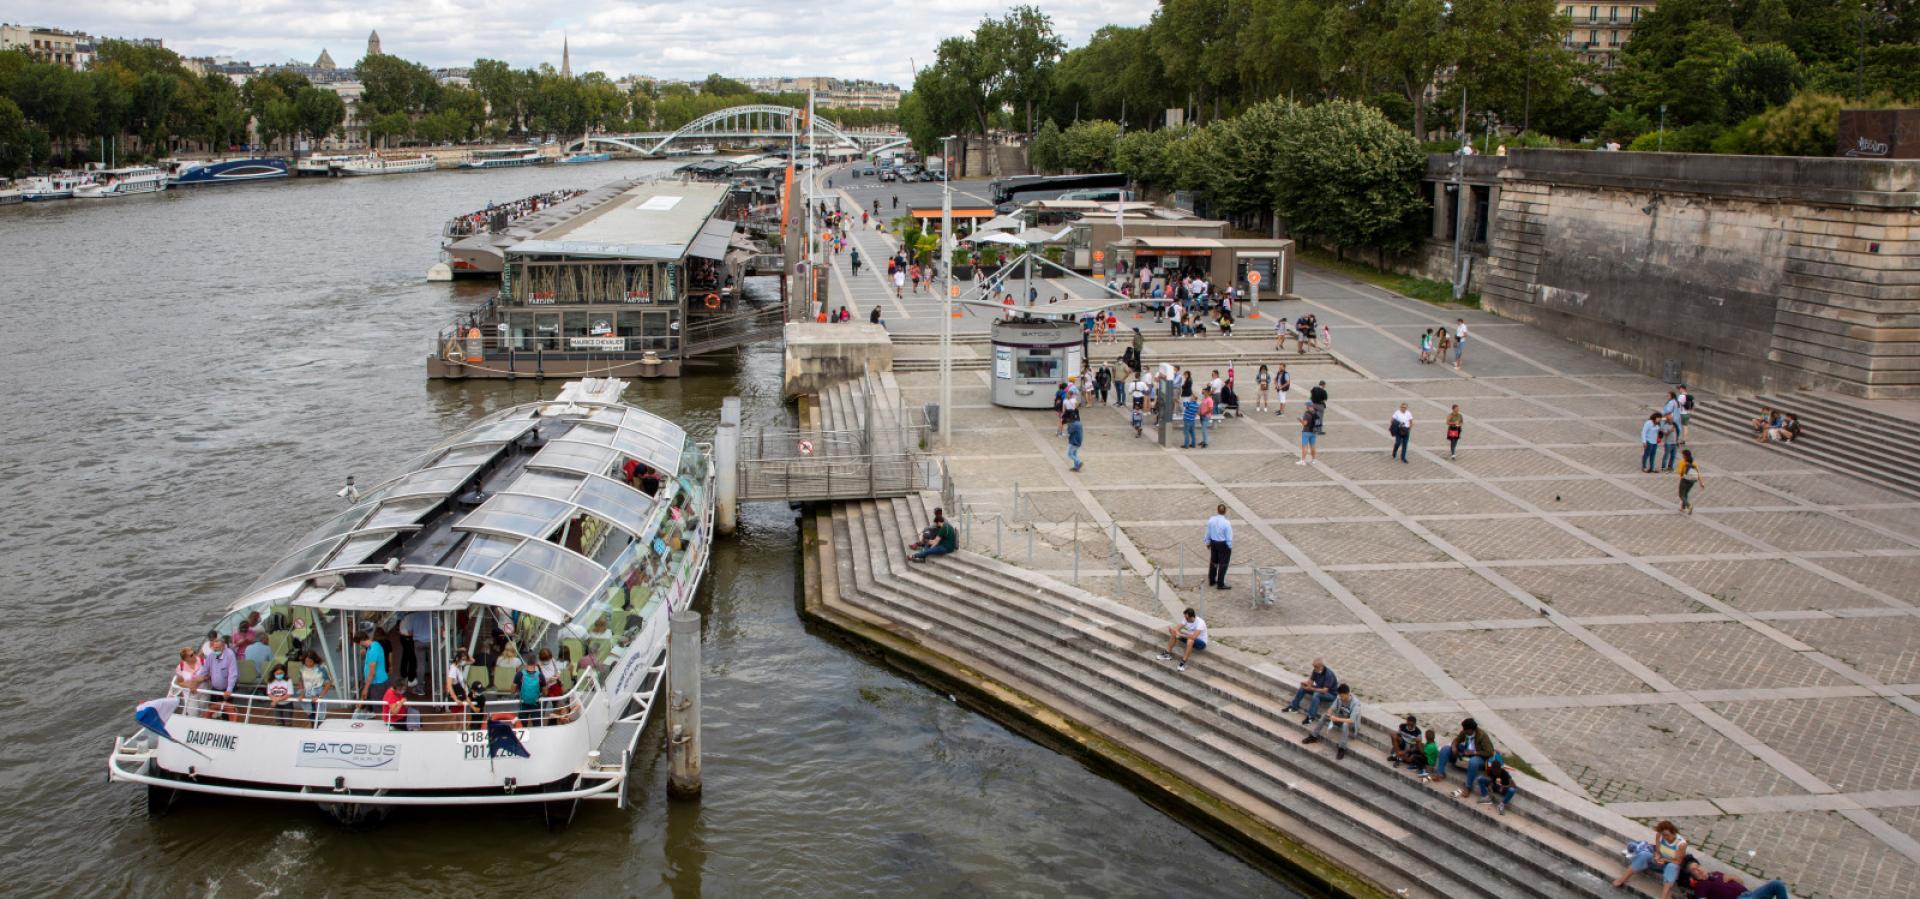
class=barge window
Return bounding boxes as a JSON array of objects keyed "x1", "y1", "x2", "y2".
[
  {"x1": 387, "y1": 464, "x2": 483, "y2": 499},
  {"x1": 454, "y1": 533, "x2": 517, "y2": 574},
  {"x1": 253, "y1": 537, "x2": 346, "y2": 589},
  {"x1": 575, "y1": 476, "x2": 654, "y2": 526},
  {"x1": 529, "y1": 441, "x2": 618, "y2": 476},
  {"x1": 511, "y1": 468, "x2": 585, "y2": 500},
  {"x1": 327, "y1": 530, "x2": 405, "y2": 567},
  {"x1": 362, "y1": 496, "x2": 439, "y2": 529},
  {"x1": 494, "y1": 540, "x2": 603, "y2": 606}
]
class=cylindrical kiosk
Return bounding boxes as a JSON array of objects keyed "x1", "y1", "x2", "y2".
[{"x1": 991, "y1": 319, "x2": 1085, "y2": 409}]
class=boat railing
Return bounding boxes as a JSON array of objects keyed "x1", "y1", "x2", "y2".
[{"x1": 171, "y1": 665, "x2": 605, "y2": 732}]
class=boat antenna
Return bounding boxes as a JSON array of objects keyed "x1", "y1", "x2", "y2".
[{"x1": 337, "y1": 475, "x2": 361, "y2": 505}]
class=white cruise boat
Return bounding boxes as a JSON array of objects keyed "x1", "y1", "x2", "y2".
[
  {"x1": 0, "y1": 179, "x2": 20, "y2": 205},
  {"x1": 73, "y1": 166, "x2": 168, "y2": 199},
  {"x1": 297, "y1": 154, "x2": 354, "y2": 177},
  {"x1": 691, "y1": 144, "x2": 717, "y2": 155},
  {"x1": 337, "y1": 154, "x2": 437, "y2": 176},
  {"x1": 108, "y1": 378, "x2": 715, "y2": 822},
  {"x1": 19, "y1": 171, "x2": 96, "y2": 201},
  {"x1": 459, "y1": 147, "x2": 548, "y2": 170}
]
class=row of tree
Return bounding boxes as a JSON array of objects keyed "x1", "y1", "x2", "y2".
[
  {"x1": 902, "y1": 0, "x2": 1917, "y2": 161},
  {"x1": 2, "y1": 43, "x2": 904, "y2": 175},
  {"x1": 1037, "y1": 100, "x2": 1430, "y2": 257}
]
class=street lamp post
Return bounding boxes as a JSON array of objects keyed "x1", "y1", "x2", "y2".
[{"x1": 939, "y1": 134, "x2": 955, "y2": 447}]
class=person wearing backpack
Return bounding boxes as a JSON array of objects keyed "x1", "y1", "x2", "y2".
[
  {"x1": 1297, "y1": 405, "x2": 1321, "y2": 465},
  {"x1": 1677, "y1": 449, "x2": 1703, "y2": 514},
  {"x1": 1389, "y1": 403, "x2": 1413, "y2": 463},
  {"x1": 1676, "y1": 384, "x2": 1695, "y2": 442}
]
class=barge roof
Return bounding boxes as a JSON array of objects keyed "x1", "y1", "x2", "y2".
[{"x1": 511, "y1": 180, "x2": 730, "y2": 261}]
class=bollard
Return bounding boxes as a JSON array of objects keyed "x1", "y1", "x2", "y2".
[
  {"x1": 1114, "y1": 547, "x2": 1122, "y2": 594},
  {"x1": 666, "y1": 610, "x2": 702, "y2": 800},
  {"x1": 714, "y1": 421, "x2": 740, "y2": 535},
  {"x1": 996, "y1": 517, "x2": 1003, "y2": 557},
  {"x1": 1012, "y1": 482, "x2": 1021, "y2": 523},
  {"x1": 1027, "y1": 527, "x2": 1034, "y2": 565}
]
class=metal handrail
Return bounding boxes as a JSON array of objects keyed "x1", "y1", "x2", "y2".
[{"x1": 171, "y1": 666, "x2": 604, "y2": 731}]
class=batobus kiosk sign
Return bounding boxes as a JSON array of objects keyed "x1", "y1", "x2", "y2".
[{"x1": 990, "y1": 320, "x2": 1084, "y2": 409}]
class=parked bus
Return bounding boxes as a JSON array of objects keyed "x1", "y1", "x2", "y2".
[{"x1": 990, "y1": 173, "x2": 1130, "y2": 210}]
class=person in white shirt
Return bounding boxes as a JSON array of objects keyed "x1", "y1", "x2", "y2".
[
  {"x1": 1390, "y1": 403, "x2": 1414, "y2": 463},
  {"x1": 1453, "y1": 319, "x2": 1469, "y2": 370},
  {"x1": 1157, "y1": 607, "x2": 1210, "y2": 671}
]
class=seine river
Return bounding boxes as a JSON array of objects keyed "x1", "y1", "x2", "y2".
[{"x1": 0, "y1": 160, "x2": 1291, "y2": 896}]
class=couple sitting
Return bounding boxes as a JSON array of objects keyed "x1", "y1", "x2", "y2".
[{"x1": 906, "y1": 508, "x2": 958, "y2": 563}]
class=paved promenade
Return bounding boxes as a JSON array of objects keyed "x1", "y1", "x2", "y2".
[{"x1": 890, "y1": 264, "x2": 1920, "y2": 899}]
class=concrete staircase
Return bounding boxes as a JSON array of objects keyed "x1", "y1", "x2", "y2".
[
  {"x1": 1688, "y1": 391, "x2": 1920, "y2": 500},
  {"x1": 808, "y1": 491, "x2": 1655, "y2": 899}
]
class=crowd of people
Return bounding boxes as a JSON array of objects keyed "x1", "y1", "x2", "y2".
[{"x1": 442, "y1": 189, "x2": 585, "y2": 238}]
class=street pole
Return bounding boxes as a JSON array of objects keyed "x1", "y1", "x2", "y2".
[
  {"x1": 940, "y1": 134, "x2": 955, "y2": 447},
  {"x1": 1451, "y1": 86, "x2": 1468, "y2": 301},
  {"x1": 1658, "y1": 103, "x2": 1667, "y2": 152}
]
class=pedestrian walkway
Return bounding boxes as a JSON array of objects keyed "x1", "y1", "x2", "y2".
[{"x1": 891, "y1": 260, "x2": 1920, "y2": 899}]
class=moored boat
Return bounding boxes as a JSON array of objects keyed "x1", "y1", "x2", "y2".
[
  {"x1": 107, "y1": 377, "x2": 715, "y2": 820},
  {"x1": 19, "y1": 171, "x2": 96, "y2": 200},
  {"x1": 337, "y1": 154, "x2": 437, "y2": 176},
  {"x1": 169, "y1": 157, "x2": 292, "y2": 186},
  {"x1": 73, "y1": 166, "x2": 168, "y2": 199},
  {"x1": 459, "y1": 147, "x2": 549, "y2": 170},
  {"x1": 297, "y1": 154, "x2": 353, "y2": 177},
  {"x1": 691, "y1": 144, "x2": 717, "y2": 156},
  {"x1": 0, "y1": 179, "x2": 21, "y2": 205},
  {"x1": 558, "y1": 151, "x2": 611, "y2": 166}
]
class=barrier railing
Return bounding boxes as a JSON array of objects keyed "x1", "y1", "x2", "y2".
[{"x1": 170, "y1": 666, "x2": 603, "y2": 731}]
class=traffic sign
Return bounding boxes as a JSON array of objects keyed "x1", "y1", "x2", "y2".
[
  {"x1": 798, "y1": 439, "x2": 814, "y2": 456},
  {"x1": 1092, "y1": 250, "x2": 1106, "y2": 262},
  {"x1": 1247, "y1": 271, "x2": 1262, "y2": 286}
]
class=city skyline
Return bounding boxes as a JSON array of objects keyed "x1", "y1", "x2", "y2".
[{"x1": 2, "y1": 0, "x2": 1156, "y2": 84}]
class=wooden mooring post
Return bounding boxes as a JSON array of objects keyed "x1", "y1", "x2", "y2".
[{"x1": 666, "y1": 610, "x2": 702, "y2": 800}]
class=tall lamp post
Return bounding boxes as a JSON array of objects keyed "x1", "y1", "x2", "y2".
[{"x1": 939, "y1": 134, "x2": 956, "y2": 448}]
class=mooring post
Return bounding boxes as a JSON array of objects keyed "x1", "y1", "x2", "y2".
[
  {"x1": 715, "y1": 421, "x2": 740, "y2": 535},
  {"x1": 666, "y1": 610, "x2": 702, "y2": 800},
  {"x1": 996, "y1": 517, "x2": 1002, "y2": 557},
  {"x1": 1027, "y1": 527, "x2": 1034, "y2": 565},
  {"x1": 1073, "y1": 518, "x2": 1080, "y2": 585}
]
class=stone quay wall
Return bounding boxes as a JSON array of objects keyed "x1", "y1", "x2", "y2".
[{"x1": 1476, "y1": 149, "x2": 1920, "y2": 398}]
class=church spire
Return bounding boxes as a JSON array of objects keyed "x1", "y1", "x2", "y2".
[
  {"x1": 561, "y1": 33, "x2": 571, "y2": 79},
  {"x1": 366, "y1": 30, "x2": 381, "y2": 58}
]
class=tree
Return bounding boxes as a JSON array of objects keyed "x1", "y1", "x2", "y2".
[
  {"x1": 1058, "y1": 119, "x2": 1120, "y2": 171},
  {"x1": 1368, "y1": 0, "x2": 1457, "y2": 140},
  {"x1": 294, "y1": 86, "x2": 346, "y2": 146},
  {"x1": 0, "y1": 96, "x2": 32, "y2": 176},
  {"x1": 244, "y1": 70, "x2": 310, "y2": 150},
  {"x1": 987, "y1": 5, "x2": 1065, "y2": 134},
  {"x1": 700, "y1": 74, "x2": 751, "y2": 97},
  {"x1": 358, "y1": 54, "x2": 438, "y2": 119},
  {"x1": 1273, "y1": 100, "x2": 1427, "y2": 255},
  {"x1": 1451, "y1": 0, "x2": 1577, "y2": 132},
  {"x1": 1113, "y1": 126, "x2": 1187, "y2": 193},
  {"x1": 1030, "y1": 119, "x2": 1062, "y2": 171},
  {"x1": 470, "y1": 59, "x2": 525, "y2": 134},
  {"x1": 1722, "y1": 43, "x2": 1805, "y2": 122}
]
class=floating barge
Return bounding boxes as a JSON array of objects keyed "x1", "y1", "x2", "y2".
[{"x1": 430, "y1": 180, "x2": 768, "y2": 380}]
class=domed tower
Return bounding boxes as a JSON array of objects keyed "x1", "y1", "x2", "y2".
[{"x1": 367, "y1": 30, "x2": 382, "y2": 57}]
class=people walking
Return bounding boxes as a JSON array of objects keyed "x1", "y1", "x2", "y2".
[
  {"x1": 1205, "y1": 504, "x2": 1233, "y2": 590},
  {"x1": 1298, "y1": 403, "x2": 1321, "y2": 465},
  {"x1": 1445, "y1": 404, "x2": 1463, "y2": 459},
  {"x1": 1274, "y1": 364, "x2": 1290, "y2": 417},
  {"x1": 1452, "y1": 318, "x2": 1468, "y2": 370},
  {"x1": 1389, "y1": 402, "x2": 1413, "y2": 463},
  {"x1": 1255, "y1": 364, "x2": 1271, "y2": 412},
  {"x1": 1677, "y1": 449, "x2": 1702, "y2": 514},
  {"x1": 1066, "y1": 414, "x2": 1084, "y2": 472}
]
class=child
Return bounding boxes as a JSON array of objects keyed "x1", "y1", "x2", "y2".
[
  {"x1": 1418, "y1": 729, "x2": 1440, "y2": 780},
  {"x1": 1478, "y1": 756, "x2": 1517, "y2": 814},
  {"x1": 1130, "y1": 403, "x2": 1145, "y2": 438},
  {"x1": 1391, "y1": 714, "x2": 1424, "y2": 766}
]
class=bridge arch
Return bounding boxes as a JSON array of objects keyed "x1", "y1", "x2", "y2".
[{"x1": 565, "y1": 105, "x2": 905, "y2": 158}]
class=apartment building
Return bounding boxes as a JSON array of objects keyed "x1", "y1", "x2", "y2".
[{"x1": 1562, "y1": 3, "x2": 1657, "y2": 68}]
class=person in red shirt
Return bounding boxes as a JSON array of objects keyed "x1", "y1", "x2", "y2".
[
  {"x1": 382, "y1": 685, "x2": 421, "y2": 731},
  {"x1": 1680, "y1": 860, "x2": 1791, "y2": 899}
]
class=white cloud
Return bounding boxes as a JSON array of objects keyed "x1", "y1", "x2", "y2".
[{"x1": 10, "y1": 0, "x2": 1156, "y2": 83}]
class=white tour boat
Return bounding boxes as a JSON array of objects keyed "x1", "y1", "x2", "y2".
[
  {"x1": 459, "y1": 147, "x2": 549, "y2": 170},
  {"x1": 297, "y1": 154, "x2": 354, "y2": 177},
  {"x1": 108, "y1": 378, "x2": 715, "y2": 823},
  {"x1": 20, "y1": 171, "x2": 97, "y2": 200},
  {"x1": 73, "y1": 166, "x2": 169, "y2": 199},
  {"x1": 337, "y1": 154, "x2": 438, "y2": 177}
]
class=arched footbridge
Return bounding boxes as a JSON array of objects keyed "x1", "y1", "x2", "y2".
[{"x1": 566, "y1": 105, "x2": 911, "y2": 157}]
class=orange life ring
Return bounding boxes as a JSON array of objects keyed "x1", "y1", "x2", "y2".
[{"x1": 704, "y1": 293, "x2": 721, "y2": 309}]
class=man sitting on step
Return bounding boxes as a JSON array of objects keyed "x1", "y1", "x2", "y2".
[
  {"x1": 1157, "y1": 607, "x2": 1209, "y2": 672},
  {"x1": 907, "y1": 509, "x2": 958, "y2": 563}
]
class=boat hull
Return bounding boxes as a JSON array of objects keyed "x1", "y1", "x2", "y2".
[
  {"x1": 338, "y1": 158, "x2": 436, "y2": 176},
  {"x1": 171, "y1": 158, "x2": 291, "y2": 185}
]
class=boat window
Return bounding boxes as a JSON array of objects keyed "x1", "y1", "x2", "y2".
[
  {"x1": 494, "y1": 540, "x2": 604, "y2": 608},
  {"x1": 588, "y1": 407, "x2": 625, "y2": 426},
  {"x1": 461, "y1": 493, "x2": 571, "y2": 538},
  {"x1": 620, "y1": 410, "x2": 687, "y2": 445},
  {"x1": 511, "y1": 468, "x2": 585, "y2": 500},
  {"x1": 434, "y1": 443, "x2": 504, "y2": 467},
  {"x1": 387, "y1": 463, "x2": 482, "y2": 499},
  {"x1": 454, "y1": 533, "x2": 518, "y2": 575},
  {"x1": 326, "y1": 530, "x2": 405, "y2": 568},
  {"x1": 291, "y1": 502, "x2": 376, "y2": 551},
  {"x1": 575, "y1": 475, "x2": 654, "y2": 526},
  {"x1": 361, "y1": 496, "x2": 439, "y2": 529},
  {"x1": 253, "y1": 537, "x2": 346, "y2": 589},
  {"x1": 529, "y1": 440, "x2": 618, "y2": 476},
  {"x1": 565, "y1": 422, "x2": 619, "y2": 446},
  {"x1": 611, "y1": 428, "x2": 677, "y2": 463},
  {"x1": 557, "y1": 510, "x2": 636, "y2": 567}
]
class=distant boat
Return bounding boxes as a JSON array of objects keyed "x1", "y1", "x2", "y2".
[
  {"x1": 73, "y1": 166, "x2": 169, "y2": 199},
  {"x1": 0, "y1": 180, "x2": 21, "y2": 206},
  {"x1": 336, "y1": 154, "x2": 437, "y2": 176},
  {"x1": 692, "y1": 144, "x2": 717, "y2": 155},
  {"x1": 558, "y1": 151, "x2": 611, "y2": 165},
  {"x1": 169, "y1": 157, "x2": 291, "y2": 186},
  {"x1": 459, "y1": 147, "x2": 549, "y2": 170},
  {"x1": 19, "y1": 171, "x2": 95, "y2": 201},
  {"x1": 296, "y1": 154, "x2": 354, "y2": 177}
]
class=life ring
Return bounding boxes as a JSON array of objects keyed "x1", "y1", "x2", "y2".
[{"x1": 704, "y1": 293, "x2": 721, "y2": 309}]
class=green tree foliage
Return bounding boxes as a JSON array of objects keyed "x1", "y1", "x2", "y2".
[
  {"x1": 1112, "y1": 125, "x2": 1187, "y2": 192},
  {"x1": 1272, "y1": 100, "x2": 1427, "y2": 255},
  {"x1": 1058, "y1": 119, "x2": 1121, "y2": 171},
  {"x1": 1030, "y1": 119, "x2": 1063, "y2": 171},
  {"x1": 1722, "y1": 43, "x2": 1806, "y2": 122},
  {"x1": 0, "y1": 95, "x2": 34, "y2": 176},
  {"x1": 700, "y1": 74, "x2": 752, "y2": 97}
]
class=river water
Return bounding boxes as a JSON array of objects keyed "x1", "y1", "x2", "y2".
[{"x1": 0, "y1": 161, "x2": 1292, "y2": 896}]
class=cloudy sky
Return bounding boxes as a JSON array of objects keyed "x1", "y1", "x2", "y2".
[{"x1": 12, "y1": 0, "x2": 1156, "y2": 84}]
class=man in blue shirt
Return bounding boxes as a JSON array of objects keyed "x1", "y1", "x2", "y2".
[
  {"x1": 359, "y1": 629, "x2": 389, "y2": 709},
  {"x1": 1066, "y1": 416, "x2": 1084, "y2": 472},
  {"x1": 1181, "y1": 395, "x2": 1200, "y2": 448},
  {"x1": 1640, "y1": 413, "x2": 1661, "y2": 473},
  {"x1": 1286, "y1": 658, "x2": 1340, "y2": 723},
  {"x1": 1205, "y1": 504, "x2": 1233, "y2": 590}
]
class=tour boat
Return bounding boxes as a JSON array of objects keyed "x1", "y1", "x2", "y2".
[
  {"x1": 0, "y1": 179, "x2": 21, "y2": 205},
  {"x1": 297, "y1": 154, "x2": 353, "y2": 177},
  {"x1": 169, "y1": 157, "x2": 292, "y2": 185},
  {"x1": 558, "y1": 151, "x2": 611, "y2": 165},
  {"x1": 73, "y1": 166, "x2": 169, "y2": 199},
  {"x1": 692, "y1": 144, "x2": 717, "y2": 156},
  {"x1": 19, "y1": 171, "x2": 96, "y2": 200},
  {"x1": 336, "y1": 154, "x2": 437, "y2": 177},
  {"x1": 108, "y1": 378, "x2": 715, "y2": 822},
  {"x1": 459, "y1": 147, "x2": 549, "y2": 170}
]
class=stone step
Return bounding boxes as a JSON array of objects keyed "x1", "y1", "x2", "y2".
[
  {"x1": 879, "y1": 495, "x2": 1644, "y2": 886},
  {"x1": 825, "y1": 511, "x2": 1481, "y2": 899},
  {"x1": 862, "y1": 522, "x2": 1624, "y2": 897},
  {"x1": 1687, "y1": 402, "x2": 1920, "y2": 499},
  {"x1": 1761, "y1": 391, "x2": 1920, "y2": 442},
  {"x1": 838, "y1": 501, "x2": 1621, "y2": 899}
]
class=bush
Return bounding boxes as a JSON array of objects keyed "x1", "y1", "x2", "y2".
[
  {"x1": 1627, "y1": 122, "x2": 1723, "y2": 153},
  {"x1": 1273, "y1": 100, "x2": 1427, "y2": 256}
]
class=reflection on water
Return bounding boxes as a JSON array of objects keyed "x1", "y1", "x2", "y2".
[{"x1": 0, "y1": 164, "x2": 1292, "y2": 896}]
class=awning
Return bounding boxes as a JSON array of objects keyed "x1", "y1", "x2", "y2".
[{"x1": 689, "y1": 218, "x2": 736, "y2": 261}]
